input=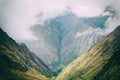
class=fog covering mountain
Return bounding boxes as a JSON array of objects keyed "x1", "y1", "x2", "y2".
[
  {"x1": 0, "y1": 28, "x2": 55, "y2": 80},
  {"x1": 25, "y1": 12, "x2": 108, "y2": 71}
]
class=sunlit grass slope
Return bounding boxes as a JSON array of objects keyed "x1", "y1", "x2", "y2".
[
  {"x1": 56, "y1": 26, "x2": 120, "y2": 80},
  {"x1": 0, "y1": 45, "x2": 49, "y2": 80},
  {"x1": 0, "y1": 28, "x2": 54, "y2": 80}
]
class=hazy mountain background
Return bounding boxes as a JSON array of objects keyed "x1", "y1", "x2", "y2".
[{"x1": 24, "y1": 12, "x2": 108, "y2": 71}]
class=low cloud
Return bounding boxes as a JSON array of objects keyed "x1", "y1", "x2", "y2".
[
  {"x1": 0, "y1": 0, "x2": 119, "y2": 40},
  {"x1": 75, "y1": 27, "x2": 96, "y2": 37},
  {"x1": 75, "y1": 26, "x2": 106, "y2": 38}
]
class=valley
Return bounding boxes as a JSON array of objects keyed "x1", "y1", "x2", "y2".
[{"x1": 0, "y1": 25, "x2": 120, "y2": 80}]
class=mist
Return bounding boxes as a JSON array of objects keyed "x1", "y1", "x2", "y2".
[{"x1": 0, "y1": 0, "x2": 120, "y2": 41}]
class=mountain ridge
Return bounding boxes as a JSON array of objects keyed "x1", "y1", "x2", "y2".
[
  {"x1": 55, "y1": 25, "x2": 120, "y2": 80},
  {"x1": 0, "y1": 28, "x2": 56, "y2": 80}
]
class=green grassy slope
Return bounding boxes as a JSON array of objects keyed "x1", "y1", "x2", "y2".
[
  {"x1": 93, "y1": 49, "x2": 120, "y2": 80},
  {"x1": 55, "y1": 25, "x2": 120, "y2": 80},
  {"x1": 0, "y1": 28, "x2": 54, "y2": 80},
  {"x1": 0, "y1": 52, "x2": 49, "y2": 80}
]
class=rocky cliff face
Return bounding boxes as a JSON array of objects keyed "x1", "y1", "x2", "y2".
[
  {"x1": 55, "y1": 25, "x2": 120, "y2": 80},
  {"x1": 0, "y1": 28, "x2": 55, "y2": 80}
]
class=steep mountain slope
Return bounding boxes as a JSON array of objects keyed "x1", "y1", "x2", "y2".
[
  {"x1": 26, "y1": 12, "x2": 107, "y2": 71},
  {"x1": 19, "y1": 43, "x2": 56, "y2": 76},
  {"x1": 55, "y1": 25, "x2": 120, "y2": 80},
  {"x1": 0, "y1": 28, "x2": 55, "y2": 80}
]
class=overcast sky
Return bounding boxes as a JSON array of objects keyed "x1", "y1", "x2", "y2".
[{"x1": 0, "y1": 0, "x2": 120, "y2": 41}]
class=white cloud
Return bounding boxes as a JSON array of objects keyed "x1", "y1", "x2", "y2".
[
  {"x1": 75, "y1": 26, "x2": 111, "y2": 38},
  {"x1": 0, "y1": 0, "x2": 120, "y2": 40},
  {"x1": 75, "y1": 27, "x2": 95, "y2": 37},
  {"x1": 98, "y1": 0, "x2": 120, "y2": 33}
]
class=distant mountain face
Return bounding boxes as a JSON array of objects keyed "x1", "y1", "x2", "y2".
[
  {"x1": 55, "y1": 25, "x2": 120, "y2": 80},
  {"x1": 0, "y1": 28, "x2": 55, "y2": 80},
  {"x1": 26, "y1": 12, "x2": 108, "y2": 71},
  {"x1": 26, "y1": 13, "x2": 108, "y2": 69}
]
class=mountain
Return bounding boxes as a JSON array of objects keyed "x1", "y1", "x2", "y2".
[
  {"x1": 55, "y1": 25, "x2": 120, "y2": 80},
  {"x1": 26, "y1": 12, "x2": 107, "y2": 71},
  {"x1": 0, "y1": 28, "x2": 56, "y2": 80}
]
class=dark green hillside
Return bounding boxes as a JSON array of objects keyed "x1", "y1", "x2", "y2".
[
  {"x1": 93, "y1": 26, "x2": 120, "y2": 80},
  {"x1": 0, "y1": 28, "x2": 55, "y2": 80},
  {"x1": 94, "y1": 49, "x2": 120, "y2": 80}
]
